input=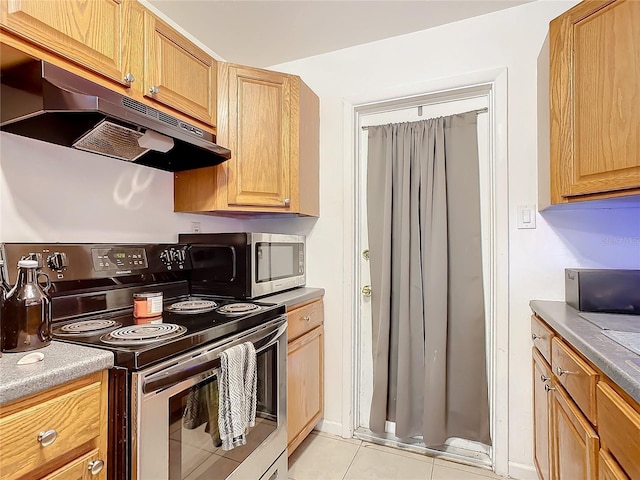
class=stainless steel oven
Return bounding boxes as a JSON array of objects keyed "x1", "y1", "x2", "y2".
[
  {"x1": 132, "y1": 316, "x2": 287, "y2": 480},
  {"x1": 0, "y1": 243, "x2": 289, "y2": 480}
]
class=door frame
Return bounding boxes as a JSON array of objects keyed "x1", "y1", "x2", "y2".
[{"x1": 340, "y1": 67, "x2": 510, "y2": 476}]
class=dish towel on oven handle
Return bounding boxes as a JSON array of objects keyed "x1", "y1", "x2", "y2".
[{"x1": 218, "y1": 341, "x2": 257, "y2": 450}]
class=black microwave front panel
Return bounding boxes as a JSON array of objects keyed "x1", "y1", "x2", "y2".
[{"x1": 184, "y1": 234, "x2": 251, "y2": 298}]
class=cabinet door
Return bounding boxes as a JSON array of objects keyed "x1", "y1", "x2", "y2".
[
  {"x1": 144, "y1": 12, "x2": 216, "y2": 126},
  {"x1": 287, "y1": 325, "x2": 323, "y2": 455},
  {"x1": 599, "y1": 449, "x2": 629, "y2": 480},
  {"x1": 533, "y1": 349, "x2": 553, "y2": 480},
  {"x1": 226, "y1": 65, "x2": 292, "y2": 209},
  {"x1": 597, "y1": 382, "x2": 640, "y2": 480},
  {"x1": 42, "y1": 449, "x2": 103, "y2": 480},
  {"x1": 550, "y1": 0, "x2": 640, "y2": 202},
  {"x1": 0, "y1": 0, "x2": 131, "y2": 86},
  {"x1": 551, "y1": 383, "x2": 599, "y2": 480}
]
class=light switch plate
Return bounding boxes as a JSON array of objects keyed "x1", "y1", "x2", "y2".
[
  {"x1": 517, "y1": 204, "x2": 537, "y2": 229},
  {"x1": 191, "y1": 221, "x2": 201, "y2": 233}
]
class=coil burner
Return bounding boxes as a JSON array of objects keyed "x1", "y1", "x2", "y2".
[
  {"x1": 100, "y1": 324, "x2": 186, "y2": 345},
  {"x1": 165, "y1": 298, "x2": 219, "y2": 314},
  {"x1": 217, "y1": 303, "x2": 262, "y2": 315},
  {"x1": 56, "y1": 319, "x2": 122, "y2": 335}
]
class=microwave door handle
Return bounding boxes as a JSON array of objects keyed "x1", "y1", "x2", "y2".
[{"x1": 142, "y1": 321, "x2": 286, "y2": 394}]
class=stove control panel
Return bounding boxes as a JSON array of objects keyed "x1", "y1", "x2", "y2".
[
  {"x1": 91, "y1": 247, "x2": 148, "y2": 272},
  {"x1": 0, "y1": 243, "x2": 193, "y2": 283},
  {"x1": 159, "y1": 246, "x2": 188, "y2": 270}
]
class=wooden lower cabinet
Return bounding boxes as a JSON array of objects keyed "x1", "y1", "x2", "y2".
[
  {"x1": 598, "y1": 449, "x2": 629, "y2": 480},
  {"x1": 287, "y1": 298, "x2": 324, "y2": 456},
  {"x1": 42, "y1": 449, "x2": 102, "y2": 480},
  {"x1": 533, "y1": 348, "x2": 553, "y2": 480},
  {"x1": 596, "y1": 382, "x2": 640, "y2": 480},
  {"x1": 0, "y1": 370, "x2": 108, "y2": 480},
  {"x1": 532, "y1": 313, "x2": 640, "y2": 480},
  {"x1": 551, "y1": 382, "x2": 599, "y2": 480}
]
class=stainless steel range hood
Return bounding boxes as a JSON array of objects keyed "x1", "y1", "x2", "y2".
[{"x1": 0, "y1": 60, "x2": 231, "y2": 171}]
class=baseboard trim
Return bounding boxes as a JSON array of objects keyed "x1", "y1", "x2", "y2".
[
  {"x1": 314, "y1": 419, "x2": 343, "y2": 437},
  {"x1": 508, "y1": 462, "x2": 538, "y2": 480}
]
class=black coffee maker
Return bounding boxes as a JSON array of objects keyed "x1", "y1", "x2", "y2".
[{"x1": 0, "y1": 259, "x2": 52, "y2": 353}]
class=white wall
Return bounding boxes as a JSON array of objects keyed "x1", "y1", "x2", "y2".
[
  {"x1": 0, "y1": 134, "x2": 252, "y2": 241},
  {"x1": 267, "y1": 1, "x2": 640, "y2": 477}
]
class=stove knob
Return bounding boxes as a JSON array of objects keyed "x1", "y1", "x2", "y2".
[
  {"x1": 47, "y1": 252, "x2": 68, "y2": 271},
  {"x1": 160, "y1": 250, "x2": 171, "y2": 266}
]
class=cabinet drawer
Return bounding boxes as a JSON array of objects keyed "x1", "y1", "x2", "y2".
[
  {"x1": 597, "y1": 382, "x2": 640, "y2": 480},
  {"x1": 599, "y1": 449, "x2": 629, "y2": 480},
  {"x1": 0, "y1": 380, "x2": 103, "y2": 480},
  {"x1": 42, "y1": 449, "x2": 101, "y2": 480},
  {"x1": 287, "y1": 299, "x2": 323, "y2": 342},
  {"x1": 531, "y1": 315, "x2": 554, "y2": 364},
  {"x1": 551, "y1": 337, "x2": 598, "y2": 424}
]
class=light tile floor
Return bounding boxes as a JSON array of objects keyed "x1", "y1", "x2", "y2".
[{"x1": 288, "y1": 432, "x2": 505, "y2": 480}]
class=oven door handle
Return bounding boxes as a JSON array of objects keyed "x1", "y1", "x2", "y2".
[{"x1": 142, "y1": 320, "x2": 286, "y2": 394}]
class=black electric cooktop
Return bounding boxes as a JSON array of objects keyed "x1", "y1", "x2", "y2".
[{"x1": 51, "y1": 295, "x2": 285, "y2": 370}]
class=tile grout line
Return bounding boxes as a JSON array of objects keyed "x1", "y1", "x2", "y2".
[{"x1": 341, "y1": 442, "x2": 362, "y2": 480}]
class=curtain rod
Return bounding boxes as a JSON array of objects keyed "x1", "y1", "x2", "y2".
[{"x1": 361, "y1": 107, "x2": 488, "y2": 130}]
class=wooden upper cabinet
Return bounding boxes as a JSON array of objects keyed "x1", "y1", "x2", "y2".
[
  {"x1": 143, "y1": 11, "x2": 216, "y2": 126},
  {"x1": 550, "y1": 0, "x2": 640, "y2": 203},
  {"x1": 174, "y1": 62, "x2": 319, "y2": 216},
  {"x1": 0, "y1": 0, "x2": 131, "y2": 86},
  {"x1": 226, "y1": 64, "x2": 291, "y2": 208}
]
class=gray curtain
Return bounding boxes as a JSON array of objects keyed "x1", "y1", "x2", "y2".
[{"x1": 367, "y1": 112, "x2": 491, "y2": 447}]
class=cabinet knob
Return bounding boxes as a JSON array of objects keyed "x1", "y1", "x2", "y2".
[
  {"x1": 540, "y1": 374, "x2": 550, "y2": 382},
  {"x1": 303, "y1": 315, "x2": 311, "y2": 322},
  {"x1": 531, "y1": 333, "x2": 542, "y2": 340},
  {"x1": 556, "y1": 366, "x2": 571, "y2": 376},
  {"x1": 284, "y1": 198, "x2": 290, "y2": 206},
  {"x1": 544, "y1": 384, "x2": 556, "y2": 393},
  {"x1": 149, "y1": 85, "x2": 159, "y2": 94},
  {"x1": 362, "y1": 285, "x2": 372, "y2": 297},
  {"x1": 124, "y1": 73, "x2": 135, "y2": 84},
  {"x1": 37, "y1": 429, "x2": 58, "y2": 447},
  {"x1": 88, "y1": 459, "x2": 105, "y2": 475}
]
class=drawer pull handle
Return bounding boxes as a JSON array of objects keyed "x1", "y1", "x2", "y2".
[
  {"x1": 88, "y1": 459, "x2": 105, "y2": 475},
  {"x1": 303, "y1": 316, "x2": 311, "y2": 322},
  {"x1": 531, "y1": 333, "x2": 542, "y2": 340},
  {"x1": 37, "y1": 429, "x2": 58, "y2": 447},
  {"x1": 540, "y1": 374, "x2": 550, "y2": 382},
  {"x1": 544, "y1": 384, "x2": 556, "y2": 393},
  {"x1": 556, "y1": 366, "x2": 571, "y2": 376}
]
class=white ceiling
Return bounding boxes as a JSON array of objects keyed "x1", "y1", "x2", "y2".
[{"x1": 146, "y1": 1, "x2": 534, "y2": 68}]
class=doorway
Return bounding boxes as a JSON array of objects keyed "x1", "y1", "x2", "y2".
[{"x1": 347, "y1": 75, "x2": 509, "y2": 474}]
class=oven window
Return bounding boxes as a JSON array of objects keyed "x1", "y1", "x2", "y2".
[
  {"x1": 256, "y1": 242, "x2": 302, "y2": 282},
  {"x1": 168, "y1": 346, "x2": 278, "y2": 480}
]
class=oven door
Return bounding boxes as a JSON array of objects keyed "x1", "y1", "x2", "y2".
[{"x1": 131, "y1": 317, "x2": 287, "y2": 480}]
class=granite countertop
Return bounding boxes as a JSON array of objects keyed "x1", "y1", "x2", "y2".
[
  {"x1": 530, "y1": 300, "x2": 640, "y2": 404},
  {"x1": 0, "y1": 341, "x2": 114, "y2": 406},
  {"x1": 260, "y1": 287, "x2": 325, "y2": 311}
]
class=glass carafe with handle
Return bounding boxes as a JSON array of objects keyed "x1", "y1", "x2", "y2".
[{"x1": 0, "y1": 259, "x2": 52, "y2": 353}]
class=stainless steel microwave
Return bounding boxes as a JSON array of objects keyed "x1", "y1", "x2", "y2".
[{"x1": 179, "y1": 232, "x2": 306, "y2": 299}]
